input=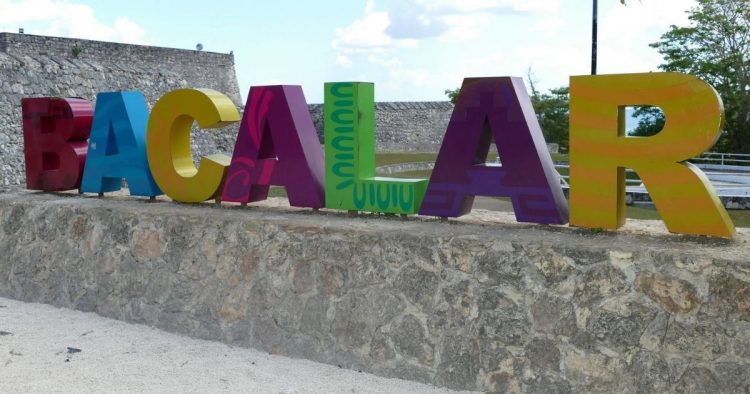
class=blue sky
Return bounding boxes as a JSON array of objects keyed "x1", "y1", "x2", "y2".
[{"x1": 0, "y1": 0, "x2": 696, "y2": 103}]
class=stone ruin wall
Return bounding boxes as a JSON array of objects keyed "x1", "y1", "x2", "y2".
[
  {"x1": 1, "y1": 191, "x2": 748, "y2": 393},
  {"x1": 308, "y1": 102, "x2": 454, "y2": 152},
  {"x1": 0, "y1": 33, "x2": 454, "y2": 186}
]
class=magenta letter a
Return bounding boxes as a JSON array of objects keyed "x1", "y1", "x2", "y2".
[
  {"x1": 419, "y1": 77, "x2": 569, "y2": 224},
  {"x1": 221, "y1": 85, "x2": 325, "y2": 208}
]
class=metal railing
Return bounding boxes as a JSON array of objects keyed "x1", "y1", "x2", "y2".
[
  {"x1": 691, "y1": 152, "x2": 750, "y2": 167},
  {"x1": 555, "y1": 164, "x2": 642, "y2": 188}
]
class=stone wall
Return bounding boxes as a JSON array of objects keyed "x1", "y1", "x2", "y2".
[
  {"x1": 309, "y1": 102, "x2": 454, "y2": 152},
  {"x1": 0, "y1": 189, "x2": 748, "y2": 393},
  {"x1": 0, "y1": 33, "x2": 456, "y2": 187},
  {"x1": 0, "y1": 33, "x2": 242, "y2": 186}
]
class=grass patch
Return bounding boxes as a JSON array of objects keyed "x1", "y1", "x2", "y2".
[
  {"x1": 626, "y1": 204, "x2": 750, "y2": 228},
  {"x1": 727, "y1": 210, "x2": 750, "y2": 227},
  {"x1": 376, "y1": 153, "x2": 439, "y2": 166},
  {"x1": 268, "y1": 187, "x2": 287, "y2": 198},
  {"x1": 551, "y1": 153, "x2": 568, "y2": 162}
]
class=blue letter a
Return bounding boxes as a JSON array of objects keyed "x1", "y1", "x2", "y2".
[{"x1": 81, "y1": 91, "x2": 161, "y2": 197}]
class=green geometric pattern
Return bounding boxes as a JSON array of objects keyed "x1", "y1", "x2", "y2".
[{"x1": 324, "y1": 82, "x2": 427, "y2": 214}]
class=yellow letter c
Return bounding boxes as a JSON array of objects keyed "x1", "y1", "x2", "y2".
[{"x1": 147, "y1": 88, "x2": 240, "y2": 203}]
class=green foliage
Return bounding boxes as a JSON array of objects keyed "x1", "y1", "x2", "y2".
[
  {"x1": 444, "y1": 88, "x2": 460, "y2": 104},
  {"x1": 71, "y1": 46, "x2": 82, "y2": 58},
  {"x1": 650, "y1": 0, "x2": 750, "y2": 153},
  {"x1": 530, "y1": 86, "x2": 570, "y2": 150},
  {"x1": 629, "y1": 106, "x2": 665, "y2": 137}
]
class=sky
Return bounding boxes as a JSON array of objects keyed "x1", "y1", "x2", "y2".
[{"x1": 0, "y1": 0, "x2": 697, "y2": 103}]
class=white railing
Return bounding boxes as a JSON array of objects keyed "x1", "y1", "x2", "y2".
[
  {"x1": 555, "y1": 164, "x2": 642, "y2": 188},
  {"x1": 691, "y1": 152, "x2": 750, "y2": 167}
]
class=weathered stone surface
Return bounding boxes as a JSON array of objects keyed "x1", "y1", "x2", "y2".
[
  {"x1": 663, "y1": 320, "x2": 731, "y2": 360},
  {"x1": 395, "y1": 265, "x2": 439, "y2": 311},
  {"x1": 0, "y1": 190, "x2": 749, "y2": 392},
  {"x1": 673, "y1": 366, "x2": 722, "y2": 393},
  {"x1": 715, "y1": 362, "x2": 750, "y2": 393},
  {"x1": 586, "y1": 301, "x2": 658, "y2": 350},
  {"x1": 435, "y1": 336, "x2": 480, "y2": 390},
  {"x1": 531, "y1": 294, "x2": 577, "y2": 336},
  {"x1": 626, "y1": 351, "x2": 671, "y2": 394},
  {"x1": 707, "y1": 272, "x2": 750, "y2": 322},
  {"x1": 393, "y1": 315, "x2": 434, "y2": 366},
  {"x1": 524, "y1": 374, "x2": 572, "y2": 394},
  {"x1": 525, "y1": 337, "x2": 560, "y2": 372},
  {"x1": 575, "y1": 263, "x2": 629, "y2": 306},
  {"x1": 637, "y1": 272, "x2": 701, "y2": 314},
  {"x1": 562, "y1": 350, "x2": 625, "y2": 393},
  {"x1": 429, "y1": 279, "x2": 477, "y2": 333},
  {"x1": 476, "y1": 287, "x2": 530, "y2": 346}
]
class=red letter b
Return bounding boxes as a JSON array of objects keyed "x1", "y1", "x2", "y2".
[{"x1": 22, "y1": 97, "x2": 92, "y2": 191}]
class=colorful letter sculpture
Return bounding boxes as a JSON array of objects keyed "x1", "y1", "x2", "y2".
[
  {"x1": 16, "y1": 73, "x2": 741, "y2": 238},
  {"x1": 221, "y1": 86, "x2": 325, "y2": 208},
  {"x1": 569, "y1": 72, "x2": 735, "y2": 237},
  {"x1": 22, "y1": 97, "x2": 93, "y2": 191},
  {"x1": 419, "y1": 77, "x2": 569, "y2": 224},
  {"x1": 324, "y1": 82, "x2": 428, "y2": 214},
  {"x1": 80, "y1": 91, "x2": 161, "y2": 197},
  {"x1": 147, "y1": 88, "x2": 240, "y2": 203}
]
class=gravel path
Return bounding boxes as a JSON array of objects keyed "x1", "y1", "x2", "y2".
[{"x1": 0, "y1": 297, "x2": 468, "y2": 393}]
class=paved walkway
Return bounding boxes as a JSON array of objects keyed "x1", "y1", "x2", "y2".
[{"x1": 0, "y1": 297, "x2": 467, "y2": 393}]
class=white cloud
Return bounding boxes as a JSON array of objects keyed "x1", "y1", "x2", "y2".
[
  {"x1": 597, "y1": 0, "x2": 694, "y2": 75},
  {"x1": 412, "y1": 0, "x2": 559, "y2": 16},
  {"x1": 333, "y1": 0, "x2": 560, "y2": 57},
  {"x1": 386, "y1": 0, "x2": 561, "y2": 42},
  {"x1": 0, "y1": 0, "x2": 149, "y2": 44},
  {"x1": 437, "y1": 13, "x2": 493, "y2": 42},
  {"x1": 331, "y1": 1, "x2": 417, "y2": 54},
  {"x1": 330, "y1": 0, "x2": 697, "y2": 100},
  {"x1": 463, "y1": 0, "x2": 697, "y2": 93},
  {"x1": 330, "y1": 0, "x2": 421, "y2": 87},
  {"x1": 331, "y1": 0, "x2": 561, "y2": 78},
  {"x1": 335, "y1": 54, "x2": 353, "y2": 68}
]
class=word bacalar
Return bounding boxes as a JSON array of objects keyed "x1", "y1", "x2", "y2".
[{"x1": 21, "y1": 73, "x2": 735, "y2": 238}]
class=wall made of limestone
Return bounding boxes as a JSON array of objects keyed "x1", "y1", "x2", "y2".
[
  {"x1": 0, "y1": 190, "x2": 748, "y2": 392},
  {"x1": 0, "y1": 33, "x2": 242, "y2": 186},
  {"x1": 0, "y1": 33, "x2": 458, "y2": 188},
  {"x1": 308, "y1": 102, "x2": 454, "y2": 153}
]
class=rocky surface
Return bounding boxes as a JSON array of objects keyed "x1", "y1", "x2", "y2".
[{"x1": 0, "y1": 189, "x2": 748, "y2": 392}]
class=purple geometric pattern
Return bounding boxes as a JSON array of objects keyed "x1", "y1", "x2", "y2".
[
  {"x1": 419, "y1": 77, "x2": 569, "y2": 224},
  {"x1": 221, "y1": 85, "x2": 325, "y2": 208}
]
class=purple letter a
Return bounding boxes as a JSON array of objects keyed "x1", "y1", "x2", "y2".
[
  {"x1": 419, "y1": 77, "x2": 569, "y2": 224},
  {"x1": 221, "y1": 85, "x2": 325, "y2": 208}
]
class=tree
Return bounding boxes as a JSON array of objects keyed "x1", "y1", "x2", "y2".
[
  {"x1": 444, "y1": 88, "x2": 460, "y2": 104},
  {"x1": 630, "y1": 106, "x2": 665, "y2": 137},
  {"x1": 649, "y1": 0, "x2": 750, "y2": 153},
  {"x1": 527, "y1": 73, "x2": 570, "y2": 149}
]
